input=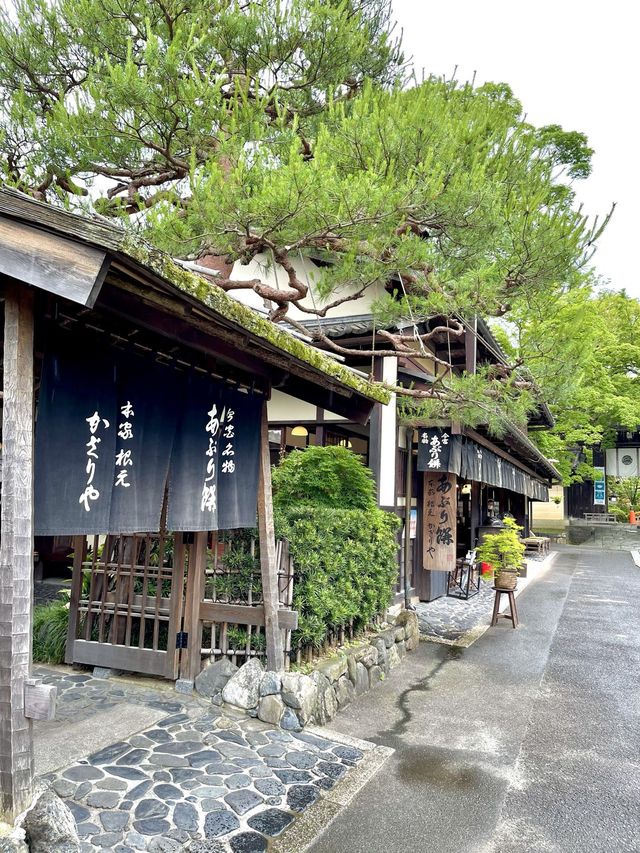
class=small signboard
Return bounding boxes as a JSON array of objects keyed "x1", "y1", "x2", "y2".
[{"x1": 594, "y1": 467, "x2": 606, "y2": 506}]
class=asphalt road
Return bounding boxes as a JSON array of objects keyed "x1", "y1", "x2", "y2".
[{"x1": 310, "y1": 547, "x2": 640, "y2": 853}]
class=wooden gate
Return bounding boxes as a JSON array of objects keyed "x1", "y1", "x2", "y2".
[
  {"x1": 65, "y1": 530, "x2": 298, "y2": 680},
  {"x1": 177, "y1": 535, "x2": 297, "y2": 681},
  {"x1": 66, "y1": 530, "x2": 186, "y2": 678}
]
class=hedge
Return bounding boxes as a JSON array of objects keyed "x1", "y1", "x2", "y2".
[{"x1": 276, "y1": 504, "x2": 400, "y2": 650}]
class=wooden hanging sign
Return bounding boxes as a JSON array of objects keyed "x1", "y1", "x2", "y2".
[{"x1": 423, "y1": 471, "x2": 457, "y2": 572}]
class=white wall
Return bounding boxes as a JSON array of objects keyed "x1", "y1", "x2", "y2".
[
  {"x1": 376, "y1": 358, "x2": 397, "y2": 507},
  {"x1": 230, "y1": 252, "x2": 386, "y2": 320},
  {"x1": 532, "y1": 484, "x2": 565, "y2": 526},
  {"x1": 267, "y1": 390, "x2": 345, "y2": 423}
]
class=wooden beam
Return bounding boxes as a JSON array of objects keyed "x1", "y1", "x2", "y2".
[
  {"x1": 257, "y1": 402, "x2": 284, "y2": 671},
  {"x1": 199, "y1": 603, "x2": 298, "y2": 631},
  {"x1": 0, "y1": 280, "x2": 35, "y2": 821},
  {"x1": 100, "y1": 276, "x2": 375, "y2": 424},
  {"x1": 69, "y1": 642, "x2": 168, "y2": 677},
  {"x1": 0, "y1": 217, "x2": 108, "y2": 307}
]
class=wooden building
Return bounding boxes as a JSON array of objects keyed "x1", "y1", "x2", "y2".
[
  {"x1": 248, "y1": 291, "x2": 560, "y2": 602},
  {"x1": 0, "y1": 188, "x2": 385, "y2": 820}
]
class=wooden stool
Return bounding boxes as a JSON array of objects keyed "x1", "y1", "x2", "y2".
[{"x1": 491, "y1": 587, "x2": 518, "y2": 628}]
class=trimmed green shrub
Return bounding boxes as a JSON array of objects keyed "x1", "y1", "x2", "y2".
[
  {"x1": 32, "y1": 597, "x2": 70, "y2": 664},
  {"x1": 273, "y1": 446, "x2": 400, "y2": 649},
  {"x1": 272, "y1": 445, "x2": 376, "y2": 510},
  {"x1": 609, "y1": 504, "x2": 629, "y2": 523},
  {"x1": 276, "y1": 506, "x2": 400, "y2": 649}
]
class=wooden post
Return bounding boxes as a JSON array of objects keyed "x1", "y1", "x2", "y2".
[
  {"x1": 65, "y1": 536, "x2": 87, "y2": 665},
  {"x1": 0, "y1": 281, "x2": 35, "y2": 821},
  {"x1": 257, "y1": 402, "x2": 284, "y2": 671},
  {"x1": 180, "y1": 532, "x2": 207, "y2": 683},
  {"x1": 465, "y1": 315, "x2": 477, "y2": 375},
  {"x1": 403, "y1": 428, "x2": 413, "y2": 604}
]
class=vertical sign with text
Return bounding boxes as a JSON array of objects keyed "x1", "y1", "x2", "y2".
[
  {"x1": 423, "y1": 471, "x2": 457, "y2": 572},
  {"x1": 593, "y1": 466, "x2": 606, "y2": 506}
]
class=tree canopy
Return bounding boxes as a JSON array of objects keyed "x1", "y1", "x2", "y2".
[
  {"x1": 495, "y1": 287, "x2": 640, "y2": 481},
  {"x1": 0, "y1": 0, "x2": 615, "y2": 431}
]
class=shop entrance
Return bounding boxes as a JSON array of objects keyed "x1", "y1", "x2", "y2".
[{"x1": 456, "y1": 481, "x2": 474, "y2": 556}]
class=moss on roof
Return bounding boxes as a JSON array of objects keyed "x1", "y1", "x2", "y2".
[
  {"x1": 0, "y1": 187, "x2": 387, "y2": 403},
  {"x1": 120, "y1": 236, "x2": 390, "y2": 405}
]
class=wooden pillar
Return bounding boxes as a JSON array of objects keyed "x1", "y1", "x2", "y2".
[
  {"x1": 257, "y1": 402, "x2": 284, "y2": 672},
  {"x1": 315, "y1": 407, "x2": 325, "y2": 447},
  {"x1": 0, "y1": 282, "x2": 35, "y2": 821},
  {"x1": 180, "y1": 532, "x2": 207, "y2": 684},
  {"x1": 402, "y1": 428, "x2": 413, "y2": 603},
  {"x1": 369, "y1": 358, "x2": 397, "y2": 508},
  {"x1": 465, "y1": 315, "x2": 477, "y2": 375}
]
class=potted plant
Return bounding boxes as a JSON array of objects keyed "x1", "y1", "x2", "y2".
[{"x1": 476, "y1": 517, "x2": 526, "y2": 590}]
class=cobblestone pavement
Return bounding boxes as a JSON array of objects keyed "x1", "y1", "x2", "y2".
[
  {"x1": 36, "y1": 668, "x2": 366, "y2": 852},
  {"x1": 415, "y1": 552, "x2": 549, "y2": 645},
  {"x1": 37, "y1": 666, "x2": 204, "y2": 724}
]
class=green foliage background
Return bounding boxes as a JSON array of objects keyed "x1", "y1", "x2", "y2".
[
  {"x1": 274, "y1": 446, "x2": 400, "y2": 649},
  {"x1": 32, "y1": 597, "x2": 69, "y2": 664}
]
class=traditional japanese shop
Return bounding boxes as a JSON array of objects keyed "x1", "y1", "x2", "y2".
[
  {"x1": 0, "y1": 188, "x2": 383, "y2": 817},
  {"x1": 413, "y1": 425, "x2": 556, "y2": 601}
]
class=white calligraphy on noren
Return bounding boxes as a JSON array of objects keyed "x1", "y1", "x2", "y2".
[
  {"x1": 114, "y1": 401, "x2": 135, "y2": 488},
  {"x1": 201, "y1": 402, "x2": 236, "y2": 513},
  {"x1": 79, "y1": 411, "x2": 110, "y2": 511}
]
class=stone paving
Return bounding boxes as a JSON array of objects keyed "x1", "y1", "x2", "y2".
[
  {"x1": 36, "y1": 668, "x2": 366, "y2": 852},
  {"x1": 415, "y1": 552, "x2": 550, "y2": 645}
]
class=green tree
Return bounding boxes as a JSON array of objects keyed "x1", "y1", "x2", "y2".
[
  {"x1": 498, "y1": 287, "x2": 640, "y2": 482},
  {"x1": 0, "y1": 0, "x2": 607, "y2": 424}
]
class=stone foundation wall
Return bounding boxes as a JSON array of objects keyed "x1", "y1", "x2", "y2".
[{"x1": 194, "y1": 610, "x2": 420, "y2": 731}]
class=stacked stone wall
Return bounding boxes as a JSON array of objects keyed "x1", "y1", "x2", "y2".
[{"x1": 195, "y1": 610, "x2": 420, "y2": 730}]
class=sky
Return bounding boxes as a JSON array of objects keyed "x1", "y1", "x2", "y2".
[{"x1": 391, "y1": 0, "x2": 638, "y2": 297}]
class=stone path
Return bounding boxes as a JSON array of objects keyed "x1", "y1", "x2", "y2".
[
  {"x1": 37, "y1": 667, "x2": 201, "y2": 725},
  {"x1": 35, "y1": 668, "x2": 368, "y2": 852},
  {"x1": 415, "y1": 552, "x2": 551, "y2": 645},
  {"x1": 306, "y1": 546, "x2": 640, "y2": 852}
]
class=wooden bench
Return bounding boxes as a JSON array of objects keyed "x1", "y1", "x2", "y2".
[{"x1": 521, "y1": 530, "x2": 550, "y2": 554}]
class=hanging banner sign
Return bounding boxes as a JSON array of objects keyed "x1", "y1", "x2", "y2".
[
  {"x1": 418, "y1": 428, "x2": 462, "y2": 473},
  {"x1": 35, "y1": 342, "x2": 118, "y2": 535},
  {"x1": 593, "y1": 467, "x2": 606, "y2": 506},
  {"x1": 422, "y1": 471, "x2": 457, "y2": 572},
  {"x1": 167, "y1": 375, "x2": 262, "y2": 532},
  {"x1": 35, "y1": 339, "x2": 262, "y2": 535},
  {"x1": 107, "y1": 357, "x2": 180, "y2": 533}
]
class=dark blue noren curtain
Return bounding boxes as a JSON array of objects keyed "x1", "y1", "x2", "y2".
[
  {"x1": 35, "y1": 339, "x2": 263, "y2": 535},
  {"x1": 35, "y1": 339, "x2": 117, "y2": 535},
  {"x1": 107, "y1": 356, "x2": 180, "y2": 534},
  {"x1": 417, "y1": 429, "x2": 548, "y2": 500},
  {"x1": 168, "y1": 376, "x2": 262, "y2": 532}
]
